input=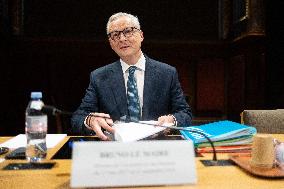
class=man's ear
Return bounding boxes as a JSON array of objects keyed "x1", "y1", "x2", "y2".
[{"x1": 140, "y1": 31, "x2": 144, "y2": 41}]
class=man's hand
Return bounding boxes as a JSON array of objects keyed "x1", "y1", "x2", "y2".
[
  {"x1": 158, "y1": 114, "x2": 176, "y2": 135},
  {"x1": 158, "y1": 114, "x2": 175, "y2": 126},
  {"x1": 88, "y1": 113, "x2": 114, "y2": 140}
]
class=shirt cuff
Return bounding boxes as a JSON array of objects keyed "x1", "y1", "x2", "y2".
[{"x1": 84, "y1": 114, "x2": 93, "y2": 130}]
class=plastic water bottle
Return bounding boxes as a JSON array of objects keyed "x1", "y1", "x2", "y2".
[{"x1": 25, "y1": 92, "x2": 47, "y2": 162}]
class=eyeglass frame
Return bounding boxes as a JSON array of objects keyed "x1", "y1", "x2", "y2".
[{"x1": 107, "y1": 27, "x2": 141, "y2": 41}]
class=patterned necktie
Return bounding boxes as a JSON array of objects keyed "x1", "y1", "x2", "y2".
[{"x1": 127, "y1": 66, "x2": 141, "y2": 122}]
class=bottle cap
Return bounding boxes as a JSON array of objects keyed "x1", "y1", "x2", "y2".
[{"x1": 31, "y1": 92, "x2": 42, "y2": 99}]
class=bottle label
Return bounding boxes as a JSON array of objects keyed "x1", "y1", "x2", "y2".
[
  {"x1": 26, "y1": 115, "x2": 47, "y2": 132},
  {"x1": 30, "y1": 101, "x2": 44, "y2": 110}
]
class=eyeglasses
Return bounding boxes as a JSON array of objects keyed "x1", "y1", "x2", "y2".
[{"x1": 107, "y1": 27, "x2": 140, "y2": 41}]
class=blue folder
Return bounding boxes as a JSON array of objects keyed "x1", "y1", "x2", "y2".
[{"x1": 180, "y1": 120, "x2": 257, "y2": 145}]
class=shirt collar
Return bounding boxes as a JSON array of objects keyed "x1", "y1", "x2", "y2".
[{"x1": 120, "y1": 53, "x2": 146, "y2": 73}]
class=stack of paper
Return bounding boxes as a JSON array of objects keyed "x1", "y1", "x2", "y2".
[
  {"x1": 180, "y1": 120, "x2": 257, "y2": 149},
  {"x1": 113, "y1": 121, "x2": 170, "y2": 142}
]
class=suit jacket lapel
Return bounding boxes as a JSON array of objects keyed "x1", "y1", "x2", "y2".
[
  {"x1": 108, "y1": 61, "x2": 128, "y2": 118},
  {"x1": 142, "y1": 57, "x2": 158, "y2": 120}
]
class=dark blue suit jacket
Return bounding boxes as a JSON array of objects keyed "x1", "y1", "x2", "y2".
[{"x1": 71, "y1": 56, "x2": 192, "y2": 135}]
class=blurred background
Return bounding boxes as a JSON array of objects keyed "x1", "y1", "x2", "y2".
[{"x1": 0, "y1": 0, "x2": 283, "y2": 135}]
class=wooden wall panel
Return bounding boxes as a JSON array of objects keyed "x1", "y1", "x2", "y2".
[
  {"x1": 227, "y1": 55, "x2": 245, "y2": 121},
  {"x1": 196, "y1": 58, "x2": 225, "y2": 116}
]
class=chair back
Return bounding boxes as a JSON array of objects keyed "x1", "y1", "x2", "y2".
[{"x1": 241, "y1": 109, "x2": 284, "y2": 133}]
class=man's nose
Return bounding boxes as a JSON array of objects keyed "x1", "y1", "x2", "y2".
[{"x1": 118, "y1": 32, "x2": 127, "y2": 40}]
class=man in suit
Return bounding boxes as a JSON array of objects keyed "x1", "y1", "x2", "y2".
[{"x1": 71, "y1": 12, "x2": 192, "y2": 140}]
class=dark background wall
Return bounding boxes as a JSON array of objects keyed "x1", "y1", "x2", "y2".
[
  {"x1": 0, "y1": 0, "x2": 282, "y2": 135},
  {"x1": 22, "y1": 0, "x2": 218, "y2": 40},
  {"x1": 266, "y1": 1, "x2": 284, "y2": 108}
]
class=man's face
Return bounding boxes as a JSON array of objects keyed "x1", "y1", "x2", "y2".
[{"x1": 108, "y1": 16, "x2": 144, "y2": 61}]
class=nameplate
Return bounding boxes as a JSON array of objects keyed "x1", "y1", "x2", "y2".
[{"x1": 70, "y1": 140, "x2": 197, "y2": 188}]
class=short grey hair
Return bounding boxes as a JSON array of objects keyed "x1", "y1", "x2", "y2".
[{"x1": 106, "y1": 12, "x2": 141, "y2": 34}]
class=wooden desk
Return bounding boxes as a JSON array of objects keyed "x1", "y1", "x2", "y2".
[{"x1": 0, "y1": 135, "x2": 284, "y2": 189}]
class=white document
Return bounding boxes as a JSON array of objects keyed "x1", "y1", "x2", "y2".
[
  {"x1": 71, "y1": 140, "x2": 197, "y2": 188},
  {"x1": 0, "y1": 134, "x2": 67, "y2": 149},
  {"x1": 113, "y1": 121, "x2": 171, "y2": 142}
]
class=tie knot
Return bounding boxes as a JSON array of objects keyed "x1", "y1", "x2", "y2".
[{"x1": 128, "y1": 66, "x2": 137, "y2": 75}]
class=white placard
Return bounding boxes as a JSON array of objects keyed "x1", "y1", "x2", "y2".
[{"x1": 71, "y1": 140, "x2": 197, "y2": 188}]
